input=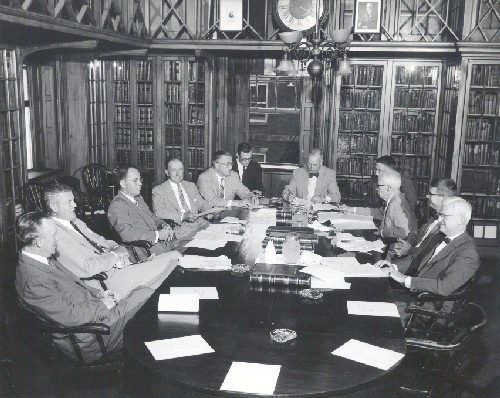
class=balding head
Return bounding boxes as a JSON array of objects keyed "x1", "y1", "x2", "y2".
[
  {"x1": 439, "y1": 197, "x2": 471, "y2": 236},
  {"x1": 307, "y1": 149, "x2": 323, "y2": 173},
  {"x1": 167, "y1": 158, "x2": 184, "y2": 184},
  {"x1": 377, "y1": 171, "x2": 401, "y2": 201}
]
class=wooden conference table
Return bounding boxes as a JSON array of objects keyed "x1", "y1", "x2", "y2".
[{"x1": 123, "y1": 207, "x2": 406, "y2": 397}]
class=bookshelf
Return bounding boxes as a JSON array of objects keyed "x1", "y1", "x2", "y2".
[
  {"x1": 88, "y1": 60, "x2": 107, "y2": 164},
  {"x1": 136, "y1": 59, "x2": 154, "y2": 179},
  {"x1": 164, "y1": 59, "x2": 183, "y2": 169},
  {"x1": 112, "y1": 60, "x2": 132, "y2": 166}
]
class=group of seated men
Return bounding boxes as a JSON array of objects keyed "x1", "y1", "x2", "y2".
[{"x1": 15, "y1": 142, "x2": 480, "y2": 363}]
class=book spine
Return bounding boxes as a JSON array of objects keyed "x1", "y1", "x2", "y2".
[{"x1": 249, "y1": 274, "x2": 311, "y2": 287}]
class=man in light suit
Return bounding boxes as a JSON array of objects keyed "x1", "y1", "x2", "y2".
[
  {"x1": 15, "y1": 212, "x2": 158, "y2": 363},
  {"x1": 153, "y1": 159, "x2": 213, "y2": 240},
  {"x1": 282, "y1": 149, "x2": 341, "y2": 203},
  {"x1": 45, "y1": 182, "x2": 180, "y2": 298},
  {"x1": 108, "y1": 165, "x2": 178, "y2": 261},
  {"x1": 395, "y1": 178, "x2": 457, "y2": 257},
  {"x1": 232, "y1": 142, "x2": 264, "y2": 195},
  {"x1": 197, "y1": 150, "x2": 255, "y2": 207}
]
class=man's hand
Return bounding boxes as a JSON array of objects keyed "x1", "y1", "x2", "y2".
[
  {"x1": 111, "y1": 245, "x2": 129, "y2": 258},
  {"x1": 374, "y1": 259, "x2": 392, "y2": 268},
  {"x1": 394, "y1": 238, "x2": 411, "y2": 257},
  {"x1": 158, "y1": 226, "x2": 174, "y2": 241},
  {"x1": 114, "y1": 256, "x2": 131, "y2": 269},
  {"x1": 311, "y1": 195, "x2": 326, "y2": 204},
  {"x1": 232, "y1": 199, "x2": 251, "y2": 208},
  {"x1": 286, "y1": 192, "x2": 296, "y2": 203},
  {"x1": 387, "y1": 264, "x2": 406, "y2": 284},
  {"x1": 183, "y1": 211, "x2": 196, "y2": 222},
  {"x1": 252, "y1": 190, "x2": 263, "y2": 196}
]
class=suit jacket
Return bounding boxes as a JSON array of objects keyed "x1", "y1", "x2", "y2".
[
  {"x1": 282, "y1": 166, "x2": 341, "y2": 202},
  {"x1": 406, "y1": 215, "x2": 440, "y2": 255},
  {"x1": 396, "y1": 232, "x2": 480, "y2": 297},
  {"x1": 197, "y1": 168, "x2": 252, "y2": 207},
  {"x1": 401, "y1": 174, "x2": 418, "y2": 211},
  {"x1": 15, "y1": 253, "x2": 153, "y2": 363},
  {"x1": 379, "y1": 192, "x2": 417, "y2": 240},
  {"x1": 232, "y1": 160, "x2": 264, "y2": 193}
]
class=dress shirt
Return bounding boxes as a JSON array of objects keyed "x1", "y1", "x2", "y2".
[
  {"x1": 215, "y1": 172, "x2": 233, "y2": 207},
  {"x1": 307, "y1": 175, "x2": 318, "y2": 200},
  {"x1": 168, "y1": 180, "x2": 192, "y2": 219},
  {"x1": 415, "y1": 218, "x2": 440, "y2": 248},
  {"x1": 53, "y1": 217, "x2": 77, "y2": 233},
  {"x1": 120, "y1": 190, "x2": 159, "y2": 244},
  {"x1": 21, "y1": 250, "x2": 50, "y2": 266},
  {"x1": 236, "y1": 160, "x2": 244, "y2": 180},
  {"x1": 380, "y1": 193, "x2": 396, "y2": 238}
]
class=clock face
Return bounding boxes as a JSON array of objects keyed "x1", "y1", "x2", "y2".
[{"x1": 275, "y1": 0, "x2": 324, "y2": 32}]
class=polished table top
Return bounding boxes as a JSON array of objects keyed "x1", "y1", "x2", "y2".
[{"x1": 124, "y1": 207, "x2": 406, "y2": 397}]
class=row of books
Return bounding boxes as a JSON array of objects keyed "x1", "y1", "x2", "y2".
[
  {"x1": 165, "y1": 128, "x2": 183, "y2": 145},
  {"x1": 137, "y1": 106, "x2": 154, "y2": 125},
  {"x1": 414, "y1": 179, "x2": 430, "y2": 198},
  {"x1": 165, "y1": 104, "x2": 182, "y2": 125},
  {"x1": 112, "y1": 61, "x2": 130, "y2": 81},
  {"x1": 392, "y1": 111, "x2": 435, "y2": 133},
  {"x1": 466, "y1": 118, "x2": 497, "y2": 141},
  {"x1": 391, "y1": 134, "x2": 434, "y2": 155},
  {"x1": 0, "y1": 50, "x2": 17, "y2": 79},
  {"x1": 113, "y1": 81, "x2": 129, "y2": 103},
  {"x1": 471, "y1": 65, "x2": 500, "y2": 87},
  {"x1": 188, "y1": 83, "x2": 205, "y2": 103},
  {"x1": 115, "y1": 128, "x2": 132, "y2": 147},
  {"x1": 394, "y1": 88, "x2": 437, "y2": 109},
  {"x1": 137, "y1": 150, "x2": 154, "y2": 169},
  {"x1": 489, "y1": 173, "x2": 500, "y2": 193},
  {"x1": 138, "y1": 129, "x2": 154, "y2": 150},
  {"x1": 338, "y1": 134, "x2": 378, "y2": 154},
  {"x1": 339, "y1": 111, "x2": 380, "y2": 131},
  {"x1": 337, "y1": 156, "x2": 376, "y2": 175},
  {"x1": 165, "y1": 147, "x2": 182, "y2": 163},
  {"x1": 0, "y1": 110, "x2": 18, "y2": 139},
  {"x1": 165, "y1": 82, "x2": 182, "y2": 103},
  {"x1": 469, "y1": 91, "x2": 498, "y2": 115},
  {"x1": 136, "y1": 61, "x2": 153, "y2": 81},
  {"x1": 340, "y1": 88, "x2": 382, "y2": 109},
  {"x1": 463, "y1": 144, "x2": 500, "y2": 165},
  {"x1": 188, "y1": 126, "x2": 205, "y2": 147},
  {"x1": 116, "y1": 149, "x2": 131, "y2": 164},
  {"x1": 341, "y1": 66, "x2": 383, "y2": 86},
  {"x1": 187, "y1": 148, "x2": 205, "y2": 168},
  {"x1": 262, "y1": 239, "x2": 315, "y2": 254},
  {"x1": 89, "y1": 81, "x2": 106, "y2": 104},
  {"x1": 467, "y1": 196, "x2": 500, "y2": 217},
  {"x1": 338, "y1": 178, "x2": 376, "y2": 200},
  {"x1": 164, "y1": 60, "x2": 181, "y2": 82},
  {"x1": 114, "y1": 106, "x2": 131, "y2": 124},
  {"x1": 137, "y1": 83, "x2": 153, "y2": 104},
  {"x1": 394, "y1": 156, "x2": 431, "y2": 178},
  {"x1": 0, "y1": 82, "x2": 18, "y2": 110},
  {"x1": 395, "y1": 66, "x2": 438, "y2": 86},
  {"x1": 188, "y1": 105, "x2": 205, "y2": 125},
  {"x1": 188, "y1": 61, "x2": 205, "y2": 82}
]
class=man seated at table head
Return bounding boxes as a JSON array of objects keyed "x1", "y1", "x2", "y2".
[
  {"x1": 395, "y1": 178, "x2": 457, "y2": 257},
  {"x1": 375, "y1": 156, "x2": 417, "y2": 211},
  {"x1": 197, "y1": 150, "x2": 255, "y2": 207},
  {"x1": 377, "y1": 197, "x2": 480, "y2": 318},
  {"x1": 282, "y1": 148, "x2": 341, "y2": 204},
  {"x1": 45, "y1": 181, "x2": 180, "y2": 297},
  {"x1": 15, "y1": 211, "x2": 155, "y2": 364},
  {"x1": 108, "y1": 165, "x2": 178, "y2": 260},
  {"x1": 152, "y1": 158, "x2": 213, "y2": 240},
  {"x1": 232, "y1": 142, "x2": 264, "y2": 196}
]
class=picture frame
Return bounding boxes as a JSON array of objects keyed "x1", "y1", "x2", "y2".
[
  {"x1": 353, "y1": 0, "x2": 382, "y2": 34},
  {"x1": 219, "y1": 0, "x2": 243, "y2": 31}
]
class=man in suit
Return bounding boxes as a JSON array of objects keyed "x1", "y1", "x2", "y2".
[
  {"x1": 356, "y1": 1, "x2": 378, "y2": 30},
  {"x1": 395, "y1": 178, "x2": 457, "y2": 257},
  {"x1": 377, "y1": 198, "x2": 480, "y2": 319},
  {"x1": 197, "y1": 150, "x2": 255, "y2": 207},
  {"x1": 375, "y1": 156, "x2": 417, "y2": 211},
  {"x1": 15, "y1": 212, "x2": 160, "y2": 363},
  {"x1": 232, "y1": 142, "x2": 264, "y2": 195},
  {"x1": 282, "y1": 149, "x2": 341, "y2": 203},
  {"x1": 108, "y1": 165, "x2": 178, "y2": 260},
  {"x1": 44, "y1": 182, "x2": 180, "y2": 298},
  {"x1": 153, "y1": 159, "x2": 214, "y2": 240}
]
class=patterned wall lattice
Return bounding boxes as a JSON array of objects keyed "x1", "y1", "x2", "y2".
[{"x1": 464, "y1": 0, "x2": 500, "y2": 41}]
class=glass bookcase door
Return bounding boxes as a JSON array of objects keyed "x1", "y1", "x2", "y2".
[
  {"x1": 112, "y1": 60, "x2": 131, "y2": 165},
  {"x1": 336, "y1": 62, "x2": 387, "y2": 206},
  {"x1": 390, "y1": 62, "x2": 441, "y2": 220},
  {"x1": 187, "y1": 60, "x2": 205, "y2": 181},
  {"x1": 88, "y1": 60, "x2": 107, "y2": 164},
  {"x1": 164, "y1": 59, "x2": 183, "y2": 169},
  {"x1": 136, "y1": 60, "x2": 154, "y2": 177}
]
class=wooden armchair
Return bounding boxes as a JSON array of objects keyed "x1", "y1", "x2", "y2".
[
  {"x1": 76, "y1": 164, "x2": 117, "y2": 215},
  {"x1": 22, "y1": 182, "x2": 47, "y2": 212}
]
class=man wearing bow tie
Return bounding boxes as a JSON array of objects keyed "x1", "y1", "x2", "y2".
[{"x1": 282, "y1": 149, "x2": 341, "y2": 204}]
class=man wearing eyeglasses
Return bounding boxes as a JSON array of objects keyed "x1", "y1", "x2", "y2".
[
  {"x1": 108, "y1": 165, "x2": 178, "y2": 260},
  {"x1": 282, "y1": 149, "x2": 341, "y2": 204},
  {"x1": 395, "y1": 178, "x2": 457, "y2": 257},
  {"x1": 197, "y1": 150, "x2": 255, "y2": 207},
  {"x1": 232, "y1": 142, "x2": 264, "y2": 196}
]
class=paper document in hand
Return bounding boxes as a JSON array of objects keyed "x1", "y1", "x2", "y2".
[
  {"x1": 220, "y1": 217, "x2": 248, "y2": 224},
  {"x1": 183, "y1": 239, "x2": 228, "y2": 250},
  {"x1": 312, "y1": 203, "x2": 335, "y2": 211},
  {"x1": 332, "y1": 339, "x2": 404, "y2": 370},
  {"x1": 158, "y1": 294, "x2": 199, "y2": 313},
  {"x1": 220, "y1": 362, "x2": 281, "y2": 395},
  {"x1": 170, "y1": 286, "x2": 219, "y2": 299},
  {"x1": 145, "y1": 335, "x2": 214, "y2": 361},
  {"x1": 179, "y1": 255, "x2": 232, "y2": 270},
  {"x1": 347, "y1": 301, "x2": 400, "y2": 317},
  {"x1": 320, "y1": 257, "x2": 386, "y2": 278}
]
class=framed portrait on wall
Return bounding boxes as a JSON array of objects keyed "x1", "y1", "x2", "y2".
[{"x1": 353, "y1": 0, "x2": 382, "y2": 34}]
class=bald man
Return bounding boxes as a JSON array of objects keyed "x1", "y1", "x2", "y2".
[{"x1": 152, "y1": 159, "x2": 213, "y2": 240}]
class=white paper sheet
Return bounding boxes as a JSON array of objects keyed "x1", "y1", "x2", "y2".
[
  {"x1": 145, "y1": 335, "x2": 214, "y2": 361},
  {"x1": 220, "y1": 362, "x2": 281, "y2": 395},
  {"x1": 248, "y1": 208, "x2": 277, "y2": 226},
  {"x1": 312, "y1": 203, "x2": 335, "y2": 211},
  {"x1": 311, "y1": 276, "x2": 351, "y2": 290},
  {"x1": 183, "y1": 239, "x2": 228, "y2": 250},
  {"x1": 347, "y1": 301, "x2": 400, "y2": 318},
  {"x1": 332, "y1": 339, "x2": 405, "y2": 370},
  {"x1": 320, "y1": 257, "x2": 386, "y2": 278},
  {"x1": 170, "y1": 286, "x2": 219, "y2": 299},
  {"x1": 158, "y1": 294, "x2": 199, "y2": 313},
  {"x1": 301, "y1": 265, "x2": 351, "y2": 289},
  {"x1": 179, "y1": 255, "x2": 232, "y2": 270},
  {"x1": 318, "y1": 212, "x2": 377, "y2": 230},
  {"x1": 194, "y1": 226, "x2": 244, "y2": 242},
  {"x1": 309, "y1": 220, "x2": 331, "y2": 232},
  {"x1": 336, "y1": 238, "x2": 385, "y2": 253},
  {"x1": 220, "y1": 216, "x2": 248, "y2": 224}
]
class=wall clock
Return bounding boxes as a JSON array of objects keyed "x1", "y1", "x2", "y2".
[{"x1": 274, "y1": 0, "x2": 326, "y2": 34}]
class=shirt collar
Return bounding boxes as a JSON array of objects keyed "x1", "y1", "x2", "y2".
[
  {"x1": 445, "y1": 231, "x2": 464, "y2": 242},
  {"x1": 52, "y1": 217, "x2": 75, "y2": 231},
  {"x1": 168, "y1": 179, "x2": 182, "y2": 189},
  {"x1": 21, "y1": 250, "x2": 49, "y2": 265},
  {"x1": 120, "y1": 190, "x2": 137, "y2": 204}
]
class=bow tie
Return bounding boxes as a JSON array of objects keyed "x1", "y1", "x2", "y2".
[
  {"x1": 439, "y1": 232, "x2": 450, "y2": 244},
  {"x1": 309, "y1": 173, "x2": 319, "y2": 178}
]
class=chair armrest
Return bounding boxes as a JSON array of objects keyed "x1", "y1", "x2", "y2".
[
  {"x1": 38, "y1": 322, "x2": 110, "y2": 335},
  {"x1": 415, "y1": 291, "x2": 466, "y2": 303},
  {"x1": 127, "y1": 240, "x2": 152, "y2": 249},
  {"x1": 404, "y1": 305, "x2": 456, "y2": 322}
]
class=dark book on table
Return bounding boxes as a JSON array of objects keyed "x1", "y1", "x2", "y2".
[{"x1": 250, "y1": 263, "x2": 311, "y2": 287}]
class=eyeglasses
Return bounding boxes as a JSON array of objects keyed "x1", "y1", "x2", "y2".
[
  {"x1": 217, "y1": 161, "x2": 233, "y2": 168},
  {"x1": 239, "y1": 157, "x2": 252, "y2": 163},
  {"x1": 377, "y1": 184, "x2": 386, "y2": 188},
  {"x1": 426, "y1": 192, "x2": 443, "y2": 197},
  {"x1": 126, "y1": 178, "x2": 143, "y2": 184}
]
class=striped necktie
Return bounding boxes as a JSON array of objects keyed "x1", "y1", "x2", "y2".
[
  {"x1": 220, "y1": 177, "x2": 225, "y2": 199},
  {"x1": 70, "y1": 220, "x2": 105, "y2": 254},
  {"x1": 177, "y1": 183, "x2": 189, "y2": 211}
]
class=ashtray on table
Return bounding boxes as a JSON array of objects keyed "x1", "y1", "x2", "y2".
[{"x1": 270, "y1": 328, "x2": 297, "y2": 347}]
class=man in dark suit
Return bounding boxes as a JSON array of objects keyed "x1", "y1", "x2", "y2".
[
  {"x1": 197, "y1": 150, "x2": 255, "y2": 207},
  {"x1": 282, "y1": 148, "x2": 341, "y2": 203},
  {"x1": 15, "y1": 212, "x2": 156, "y2": 363},
  {"x1": 232, "y1": 142, "x2": 264, "y2": 195},
  {"x1": 108, "y1": 165, "x2": 177, "y2": 260},
  {"x1": 153, "y1": 158, "x2": 215, "y2": 240}
]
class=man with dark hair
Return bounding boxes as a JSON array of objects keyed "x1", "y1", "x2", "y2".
[
  {"x1": 376, "y1": 156, "x2": 417, "y2": 211},
  {"x1": 395, "y1": 178, "x2": 457, "y2": 257},
  {"x1": 282, "y1": 149, "x2": 341, "y2": 203},
  {"x1": 45, "y1": 181, "x2": 180, "y2": 297},
  {"x1": 197, "y1": 150, "x2": 255, "y2": 207},
  {"x1": 15, "y1": 211, "x2": 158, "y2": 363},
  {"x1": 108, "y1": 165, "x2": 178, "y2": 260},
  {"x1": 232, "y1": 142, "x2": 264, "y2": 195}
]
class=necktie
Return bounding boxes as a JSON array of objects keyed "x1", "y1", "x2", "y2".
[
  {"x1": 242, "y1": 166, "x2": 247, "y2": 181},
  {"x1": 309, "y1": 173, "x2": 319, "y2": 178},
  {"x1": 177, "y1": 183, "x2": 189, "y2": 211},
  {"x1": 408, "y1": 232, "x2": 449, "y2": 276},
  {"x1": 70, "y1": 220, "x2": 105, "y2": 254},
  {"x1": 220, "y1": 178, "x2": 225, "y2": 199}
]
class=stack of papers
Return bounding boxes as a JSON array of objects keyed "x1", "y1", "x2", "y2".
[
  {"x1": 312, "y1": 203, "x2": 336, "y2": 211},
  {"x1": 332, "y1": 339, "x2": 405, "y2": 370},
  {"x1": 158, "y1": 294, "x2": 199, "y2": 312},
  {"x1": 194, "y1": 224, "x2": 244, "y2": 242},
  {"x1": 248, "y1": 208, "x2": 277, "y2": 226},
  {"x1": 220, "y1": 362, "x2": 281, "y2": 395},
  {"x1": 318, "y1": 212, "x2": 377, "y2": 230},
  {"x1": 320, "y1": 257, "x2": 386, "y2": 278},
  {"x1": 336, "y1": 237, "x2": 385, "y2": 253},
  {"x1": 301, "y1": 265, "x2": 351, "y2": 290},
  {"x1": 347, "y1": 301, "x2": 400, "y2": 317},
  {"x1": 179, "y1": 255, "x2": 232, "y2": 270},
  {"x1": 220, "y1": 217, "x2": 248, "y2": 224},
  {"x1": 183, "y1": 239, "x2": 228, "y2": 250},
  {"x1": 145, "y1": 335, "x2": 214, "y2": 361}
]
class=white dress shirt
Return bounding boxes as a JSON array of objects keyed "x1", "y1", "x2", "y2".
[
  {"x1": 22, "y1": 250, "x2": 50, "y2": 266},
  {"x1": 168, "y1": 179, "x2": 192, "y2": 219},
  {"x1": 236, "y1": 160, "x2": 244, "y2": 180},
  {"x1": 307, "y1": 176, "x2": 317, "y2": 201},
  {"x1": 215, "y1": 172, "x2": 233, "y2": 207}
]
